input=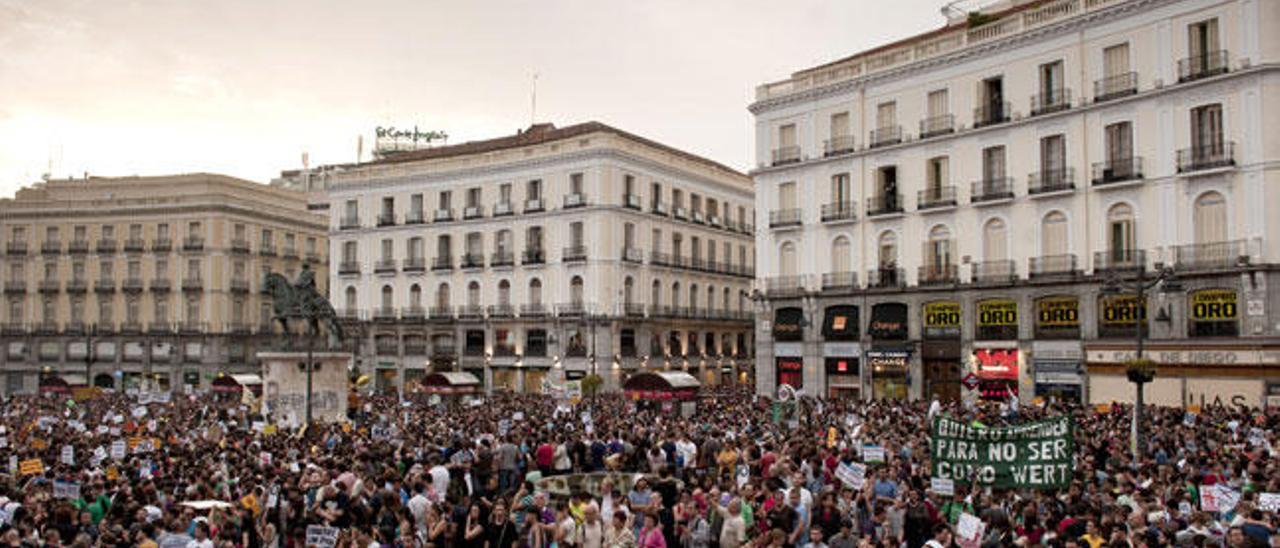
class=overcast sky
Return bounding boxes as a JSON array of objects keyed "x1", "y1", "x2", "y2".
[{"x1": 0, "y1": 0, "x2": 955, "y2": 197}]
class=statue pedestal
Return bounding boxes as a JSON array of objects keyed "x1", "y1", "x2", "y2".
[{"x1": 257, "y1": 351, "x2": 352, "y2": 425}]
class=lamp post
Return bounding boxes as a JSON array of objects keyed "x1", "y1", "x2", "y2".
[{"x1": 1101, "y1": 263, "x2": 1179, "y2": 458}]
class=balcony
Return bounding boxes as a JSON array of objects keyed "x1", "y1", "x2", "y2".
[
  {"x1": 624, "y1": 194, "x2": 642, "y2": 210},
  {"x1": 1093, "y1": 249, "x2": 1146, "y2": 273},
  {"x1": 122, "y1": 278, "x2": 144, "y2": 292},
  {"x1": 5, "y1": 241, "x2": 26, "y2": 256},
  {"x1": 1, "y1": 321, "x2": 25, "y2": 334},
  {"x1": 869, "y1": 125, "x2": 902, "y2": 148},
  {"x1": 64, "y1": 320, "x2": 85, "y2": 334},
  {"x1": 305, "y1": 251, "x2": 322, "y2": 264},
  {"x1": 461, "y1": 253, "x2": 485, "y2": 269},
  {"x1": 434, "y1": 209, "x2": 454, "y2": 222},
  {"x1": 866, "y1": 194, "x2": 904, "y2": 217},
  {"x1": 972, "y1": 260, "x2": 1017, "y2": 285},
  {"x1": 431, "y1": 345, "x2": 457, "y2": 358},
  {"x1": 917, "y1": 186, "x2": 957, "y2": 210},
  {"x1": 819, "y1": 202, "x2": 857, "y2": 224},
  {"x1": 648, "y1": 304, "x2": 672, "y2": 318},
  {"x1": 673, "y1": 206, "x2": 688, "y2": 221},
  {"x1": 490, "y1": 252, "x2": 514, "y2": 268},
  {"x1": 149, "y1": 278, "x2": 171, "y2": 292},
  {"x1": 179, "y1": 321, "x2": 206, "y2": 334},
  {"x1": 68, "y1": 240, "x2": 89, "y2": 254},
  {"x1": 707, "y1": 214, "x2": 721, "y2": 228},
  {"x1": 1172, "y1": 240, "x2": 1248, "y2": 271},
  {"x1": 337, "y1": 309, "x2": 362, "y2": 321},
  {"x1": 41, "y1": 241, "x2": 61, "y2": 255},
  {"x1": 405, "y1": 211, "x2": 426, "y2": 225},
  {"x1": 376, "y1": 340, "x2": 399, "y2": 355},
  {"x1": 769, "y1": 208, "x2": 802, "y2": 228},
  {"x1": 96, "y1": 239, "x2": 117, "y2": 254},
  {"x1": 402, "y1": 257, "x2": 426, "y2": 273},
  {"x1": 970, "y1": 178, "x2": 1014, "y2": 203},
  {"x1": 181, "y1": 277, "x2": 203, "y2": 292},
  {"x1": 821, "y1": 271, "x2": 858, "y2": 292},
  {"x1": 1177, "y1": 142, "x2": 1235, "y2": 173},
  {"x1": 229, "y1": 278, "x2": 250, "y2": 293},
  {"x1": 523, "y1": 198, "x2": 545, "y2": 214},
  {"x1": 283, "y1": 247, "x2": 298, "y2": 261},
  {"x1": 66, "y1": 279, "x2": 87, "y2": 293},
  {"x1": 1028, "y1": 168, "x2": 1075, "y2": 195},
  {"x1": 258, "y1": 244, "x2": 277, "y2": 257},
  {"x1": 622, "y1": 247, "x2": 644, "y2": 263},
  {"x1": 151, "y1": 238, "x2": 172, "y2": 252},
  {"x1": 3, "y1": 280, "x2": 25, "y2": 294},
  {"x1": 35, "y1": 320, "x2": 59, "y2": 334},
  {"x1": 123, "y1": 238, "x2": 145, "y2": 253},
  {"x1": 648, "y1": 251, "x2": 672, "y2": 267},
  {"x1": 493, "y1": 202, "x2": 514, "y2": 217},
  {"x1": 650, "y1": 201, "x2": 669, "y2": 216},
  {"x1": 556, "y1": 302, "x2": 586, "y2": 317},
  {"x1": 1030, "y1": 88, "x2": 1072, "y2": 116},
  {"x1": 562, "y1": 246, "x2": 587, "y2": 263},
  {"x1": 1094, "y1": 72, "x2": 1138, "y2": 103},
  {"x1": 1029, "y1": 254, "x2": 1079, "y2": 278},
  {"x1": 377, "y1": 212, "x2": 397, "y2": 227},
  {"x1": 182, "y1": 237, "x2": 204, "y2": 252},
  {"x1": 339, "y1": 261, "x2": 360, "y2": 275},
  {"x1": 463, "y1": 206, "x2": 484, "y2": 220},
  {"x1": 973, "y1": 101, "x2": 1011, "y2": 128},
  {"x1": 403, "y1": 341, "x2": 427, "y2": 355},
  {"x1": 339, "y1": 216, "x2": 361, "y2": 230},
  {"x1": 119, "y1": 320, "x2": 143, "y2": 334},
  {"x1": 771, "y1": 145, "x2": 801, "y2": 166},
  {"x1": 623, "y1": 303, "x2": 646, "y2": 317},
  {"x1": 230, "y1": 238, "x2": 250, "y2": 254},
  {"x1": 374, "y1": 259, "x2": 398, "y2": 274},
  {"x1": 401, "y1": 306, "x2": 426, "y2": 322},
  {"x1": 522, "y1": 249, "x2": 546, "y2": 265},
  {"x1": 432, "y1": 257, "x2": 454, "y2": 271},
  {"x1": 919, "y1": 114, "x2": 956, "y2": 139},
  {"x1": 918, "y1": 264, "x2": 959, "y2": 286},
  {"x1": 94, "y1": 278, "x2": 115, "y2": 293},
  {"x1": 488, "y1": 304, "x2": 514, "y2": 318},
  {"x1": 824, "y1": 135, "x2": 856, "y2": 157},
  {"x1": 765, "y1": 275, "x2": 806, "y2": 298},
  {"x1": 374, "y1": 307, "x2": 399, "y2": 322},
  {"x1": 428, "y1": 306, "x2": 454, "y2": 320},
  {"x1": 38, "y1": 279, "x2": 60, "y2": 293},
  {"x1": 563, "y1": 193, "x2": 587, "y2": 209},
  {"x1": 1178, "y1": 50, "x2": 1229, "y2": 83},
  {"x1": 691, "y1": 211, "x2": 705, "y2": 224},
  {"x1": 520, "y1": 303, "x2": 547, "y2": 317},
  {"x1": 226, "y1": 322, "x2": 251, "y2": 335},
  {"x1": 1092, "y1": 157, "x2": 1144, "y2": 185}
]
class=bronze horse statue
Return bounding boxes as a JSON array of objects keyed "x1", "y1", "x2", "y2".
[{"x1": 262, "y1": 265, "x2": 345, "y2": 348}]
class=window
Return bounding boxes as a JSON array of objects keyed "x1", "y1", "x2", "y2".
[
  {"x1": 691, "y1": 236, "x2": 701, "y2": 262},
  {"x1": 778, "y1": 123, "x2": 796, "y2": 149},
  {"x1": 284, "y1": 233, "x2": 294, "y2": 251},
  {"x1": 102, "y1": 225, "x2": 115, "y2": 239},
  {"x1": 381, "y1": 239, "x2": 393, "y2": 261},
  {"x1": 672, "y1": 233, "x2": 683, "y2": 258},
  {"x1": 498, "y1": 280, "x2": 510, "y2": 306},
  {"x1": 830, "y1": 112, "x2": 849, "y2": 138},
  {"x1": 569, "y1": 222, "x2": 583, "y2": 248},
  {"x1": 1040, "y1": 135, "x2": 1066, "y2": 175},
  {"x1": 707, "y1": 239, "x2": 716, "y2": 263},
  {"x1": 926, "y1": 225, "x2": 954, "y2": 268},
  {"x1": 466, "y1": 188, "x2": 481, "y2": 208},
  {"x1": 983, "y1": 219, "x2": 1008, "y2": 262},
  {"x1": 1191, "y1": 104, "x2": 1224, "y2": 155},
  {"x1": 526, "y1": 329, "x2": 548, "y2": 357},
  {"x1": 465, "y1": 232, "x2": 482, "y2": 256},
  {"x1": 499, "y1": 185, "x2": 512, "y2": 204},
  {"x1": 832, "y1": 236, "x2": 851, "y2": 273},
  {"x1": 528, "y1": 279, "x2": 542, "y2": 305},
  {"x1": 409, "y1": 284, "x2": 422, "y2": 308},
  {"x1": 1103, "y1": 43, "x2": 1130, "y2": 78},
  {"x1": 876, "y1": 101, "x2": 897, "y2": 129},
  {"x1": 72, "y1": 262, "x2": 84, "y2": 282},
  {"x1": 526, "y1": 180, "x2": 542, "y2": 201},
  {"x1": 157, "y1": 223, "x2": 169, "y2": 240},
  {"x1": 1107, "y1": 203, "x2": 1136, "y2": 261},
  {"x1": 410, "y1": 194, "x2": 424, "y2": 217},
  {"x1": 688, "y1": 284, "x2": 698, "y2": 310},
  {"x1": 623, "y1": 174, "x2": 635, "y2": 197},
  {"x1": 436, "y1": 235, "x2": 452, "y2": 258},
  {"x1": 651, "y1": 229, "x2": 662, "y2": 253},
  {"x1": 467, "y1": 281, "x2": 480, "y2": 307},
  {"x1": 672, "y1": 189, "x2": 684, "y2": 209},
  {"x1": 982, "y1": 146, "x2": 1006, "y2": 184},
  {"x1": 1193, "y1": 192, "x2": 1227, "y2": 245},
  {"x1": 342, "y1": 241, "x2": 357, "y2": 263},
  {"x1": 98, "y1": 260, "x2": 112, "y2": 280},
  {"x1": 185, "y1": 296, "x2": 200, "y2": 324},
  {"x1": 70, "y1": 297, "x2": 83, "y2": 321},
  {"x1": 344, "y1": 200, "x2": 358, "y2": 220},
  {"x1": 570, "y1": 276, "x2": 583, "y2": 306},
  {"x1": 382, "y1": 196, "x2": 395, "y2": 217},
  {"x1": 569, "y1": 173, "x2": 583, "y2": 195},
  {"x1": 1105, "y1": 122, "x2": 1133, "y2": 166},
  {"x1": 495, "y1": 230, "x2": 511, "y2": 255},
  {"x1": 779, "y1": 242, "x2": 797, "y2": 277},
  {"x1": 127, "y1": 260, "x2": 141, "y2": 279},
  {"x1": 1188, "y1": 18, "x2": 1220, "y2": 60},
  {"x1": 831, "y1": 173, "x2": 850, "y2": 204},
  {"x1": 44, "y1": 262, "x2": 57, "y2": 281},
  {"x1": 438, "y1": 190, "x2": 452, "y2": 210},
  {"x1": 1041, "y1": 212, "x2": 1069, "y2": 257},
  {"x1": 186, "y1": 259, "x2": 201, "y2": 280},
  {"x1": 927, "y1": 157, "x2": 948, "y2": 195},
  {"x1": 525, "y1": 227, "x2": 543, "y2": 251},
  {"x1": 435, "y1": 283, "x2": 451, "y2": 308},
  {"x1": 671, "y1": 283, "x2": 681, "y2": 309},
  {"x1": 878, "y1": 231, "x2": 897, "y2": 267},
  {"x1": 650, "y1": 183, "x2": 662, "y2": 207},
  {"x1": 42, "y1": 297, "x2": 55, "y2": 323},
  {"x1": 981, "y1": 76, "x2": 1004, "y2": 112},
  {"x1": 261, "y1": 229, "x2": 273, "y2": 248},
  {"x1": 345, "y1": 287, "x2": 357, "y2": 310},
  {"x1": 778, "y1": 182, "x2": 797, "y2": 209},
  {"x1": 651, "y1": 280, "x2": 661, "y2": 306},
  {"x1": 233, "y1": 224, "x2": 246, "y2": 241},
  {"x1": 877, "y1": 166, "x2": 898, "y2": 206},
  {"x1": 623, "y1": 223, "x2": 635, "y2": 249},
  {"x1": 155, "y1": 259, "x2": 167, "y2": 279},
  {"x1": 73, "y1": 225, "x2": 86, "y2": 241},
  {"x1": 7, "y1": 299, "x2": 21, "y2": 323},
  {"x1": 927, "y1": 89, "x2": 949, "y2": 118},
  {"x1": 45, "y1": 226, "x2": 58, "y2": 242},
  {"x1": 1039, "y1": 61, "x2": 1064, "y2": 100},
  {"x1": 227, "y1": 298, "x2": 240, "y2": 323},
  {"x1": 623, "y1": 277, "x2": 634, "y2": 305}
]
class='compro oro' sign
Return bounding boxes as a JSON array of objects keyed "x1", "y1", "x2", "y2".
[{"x1": 930, "y1": 415, "x2": 1073, "y2": 489}]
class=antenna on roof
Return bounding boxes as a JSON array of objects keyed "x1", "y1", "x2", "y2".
[{"x1": 530, "y1": 72, "x2": 539, "y2": 125}]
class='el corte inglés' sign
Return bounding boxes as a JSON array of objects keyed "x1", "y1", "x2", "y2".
[{"x1": 931, "y1": 415, "x2": 1073, "y2": 489}]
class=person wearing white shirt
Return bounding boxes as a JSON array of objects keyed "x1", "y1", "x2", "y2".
[
  {"x1": 428, "y1": 462, "x2": 450, "y2": 503},
  {"x1": 675, "y1": 436, "x2": 698, "y2": 470}
]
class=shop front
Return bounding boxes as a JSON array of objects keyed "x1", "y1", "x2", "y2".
[
  {"x1": 922, "y1": 300, "x2": 962, "y2": 401},
  {"x1": 1031, "y1": 340, "x2": 1083, "y2": 403},
  {"x1": 1188, "y1": 288, "x2": 1239, "y2": 337},
  {"x1": 774, "y1": 307, "x2": 806, "y2": 390},
  {"x1": 868, "y1": 302, "x2": 910, "y2": 400},
  {"x1": 1097, "y1": 294, "x2": 1147, "y2": 339},
  {"x1": 822, "y1": 305, "x2": 860, "y2": 398},
  {"x1": 1085, "y1": 343, "x2": 1280, "y2": 410},
  {"x1": 973, "y1": 346, "x2": 1019, "y2": 400}
]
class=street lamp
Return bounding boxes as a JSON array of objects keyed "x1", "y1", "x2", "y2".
[{"x1": 1101, "y1": 263, "x2": 1180, "y2": 458}]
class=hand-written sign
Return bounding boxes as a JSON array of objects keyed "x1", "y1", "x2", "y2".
[
  {"x1": 53, "y1": 480, "x2": 80, "y2": 499},
  {"x1": 835, "y1": 462, "x2": 866, "y2": 490},
  {"x1": 930, "y1": 415, "x2": 1073, "y2": 489},
  {"x1": 1258, "y1": 493, "x2": 1280, "y2": 512},
  {"x1": 306, "y1": 525, "x2": 339, "y2": 548}
]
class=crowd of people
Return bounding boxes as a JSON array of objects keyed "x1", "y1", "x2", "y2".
[{"x1": 0, "y1": 384, "x2": 1276, "y2": 548}]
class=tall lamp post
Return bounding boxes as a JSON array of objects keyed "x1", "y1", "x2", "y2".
[{"x1": 1101, "y1": 263, "x2": 1179, "y2": 458}]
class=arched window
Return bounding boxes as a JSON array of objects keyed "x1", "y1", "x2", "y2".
[
  {"x1": 570, "y1": 276, "x2": 584, "y2": 306},
  {"x1": 407, "y1": 237, "x2": 423, "y2": 261},
  {"x1": 345, "y1": 286, "x2": 357, "y2": 311},
  {"x1": 672, "y1": 282, "x2": 681, "y2": 310},
  {"x1": 832, "y1": 236, "x2": 851, "y2": 273},
  {"x1": 779, "y1": 242, "x2": 797, "y2": 277},
  {"x1": 1193, "y1": 191, "x2": 1227, "y2": 244},
  {"x1": 1107, "y1": 203, "x2": 1135, "y2": 261},
  {"x1": 1041, "y1": 211, "x2": 1068, "y2": 256},
  {"x1": 738, "y1": 290, "x2": 747, "y2": 311},
  {"x1": 529, "y1": 278, "x2": 542, "y2": 305},
  {"x1": 689, "y1": 284, "x2": 699, "y2": 311},
  {"x1": 982, "y1": 218, "x2": 1007, "y2": 262},
  {"x1": 707, "y1": 285, "x2": 715, "y2": 310},
  {"x1": 877, "y1": 231, "x2": 897, "y2": 267},
  {"x1": 435, "y1": 283, "x2": 450, "y2": 309},
  {"x1": 381, "y1": 285, "x2": 393, "y2": 310},
  {"x1": 623, "y1": 277, "x2": 634, "y2": 305},
  {"x1": 409, "y1": 284, "x2": 422, "y2": 309},
  {"x1": 467, "y1": 281, "x2": 481, "y2": 307},
  {"x1": 498, "y1": 280, "x2": 511, "y2": 306},
  {"x1": 723, "y1": 287, "x2": 731, "y2": 310},
  {"x1": 926, "y1": 225, "x2": 953, "y2": 267},
  {"x1": 496, "y1": 230, "x2": 512, "y2": 255}
]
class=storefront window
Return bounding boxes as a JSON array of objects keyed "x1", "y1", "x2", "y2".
[
  {"x1": 620, "y1": 329, "x2": 637, "y2": 357},
  {"x1": 1188, "y1": 288, "x2": 1238, "y2": 337},
  {"x1": 975, "y1": 299, "x2": 1018, "y2": 340},
  {"x1": 1098, "y1": 295, "x2": 1147, "y2": 338},
  {"x1": 776, "y1": 358, "x2": 803, "y2": 389},
  {"x1": 1034, "y1": 296, "x2": 1080, "y2": 339},
  {"x1": 922, "y1": 301, "x2": 960, "y2": 339},
  {"x1": 774, "y1": 307, "x2": 805, "y2": 342},
  {"x1": 822, "y1": 305, "x2": 860, "y2": 341},
  {"x1": 525, "y1": 330, "x2": 547, "y2": 357},
  {"x1": 974, "y1": 348, "x2": 1019, "y2": 401}
]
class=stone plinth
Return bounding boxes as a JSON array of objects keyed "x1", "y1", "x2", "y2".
[{"x1": 257, "y1": 351, "x2": 352, "y2": 425}]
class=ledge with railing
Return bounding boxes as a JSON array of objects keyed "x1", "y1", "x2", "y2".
[
  {"x1": 5, "y1": 241, "x2": 27, "y2": 256},
  {"x1": 624, "y1": 194, "x2": 642, "y2": 210},
  {"x1": 457, "y1": 305, "x2": 484, "y2": 319},
  {"x1": 377, "y1": 212, "x2": 397, "y2": 227},
  {"x1": 403, "y1": 342, "x2": 428, "y2": 355},
  {"x1": 867, "y1": 266, "x2": 905, "y2": 289},
  {"x1": 93, "y1": 278, "x2": 115, "y2": 293},
  {"x1": 562, "y1": 246, "x2": 587, "y2": 263},
  {"x1": 1030, "y1": 88, "x2": 1072, "y2": 116},
  {"x1": 824, "y1": 135, "x2": 855, "y2": 156},
  {"x1": 96, "y1": 239, "x2": 117, "y2": 253},
  {"x1": 41, "y1": 241, "x2": 61, "y2": 255},
  {"x1": 563, "y1": 193, "x2": 587, "y2": 209},
  {"x1": 39, "y1": 279, "x2": 61, "y2": 293},
  {"x1": 523, "y1": 198, "x2": 545, "y2": 214},
  {"x1": 374, "y1": 259, "x2": 398, "y2": 274},
  {"x1": 866, "y1": 194, "x2": 904, "y2": 216},
  {"x1": 622, "y1": 247, "x2": 644, "y2": 263},
  {"x1": 1029, "y1": 254, "x2": 1079, "y2": 278},
  {"x1": 230, "y1": 238, "x2": 250, "y2": 253},
  {"x1": 1094, "y1": 72, "x2": 1137, "y2": 102},
  {"x1": 919, "y1": 114, "x2": 956, "y2": 139},
  {"x1": 769, "y1": 208, "x2": 802, "y2": 228},
  {"x1": 182, "y1": 237, "x2": 204, "y2": 252},
  {"x1": 375, "y1": 340, "x2": 400, "y2": 355},
  {"x1": 972, "y1": 260, "x2": 1017, "y2": 285},
  {"x1": 672, "y1": 206, "x2": 688, "y2": 221},
  {"x1": 490, "y1": 252, "x2": 514, "y2": 268},
  {"x1": 400, "y1": 306, "x2": 426, "y2": 321},
  {"x1": 771, "y1": 145, "x2": 801, "y2": 166},
  {"x1": 1028, "y1": 168, "x2": 1075, "y2": 195},
  {"x1": 973, "y1": 101, "x2": 1011, "y2": 128},
  {"x1": 520, "y1": 303, "x2": 548, "y2": 317},
  {"x1": 463, "y1": 206, "x2": 485, "y2": 220},
  {"x1": 152, "y1": 238, "x2": 172, "y2": 252},
  {"x1": 1177, "y1": 142, "x2": 1235, "y2": 173},
  {"x1": 1172, "y1": 240, "x2": 1248, "y2": 271},
  {"x1": 493, "y1": 202, "x2": 514, "y2": 217},
  {"x1": 68, "y1": 240, "x2": 89, "y2": 254},
  {"x1": 1092, "y1": 157, "x2": 1143, "y2": 185},
  {"x1": 522, "y1": 249, "x2": 546, "y2": 265},
  {"x1": 1093, "y1": 249, "x2": 1146, "y2": 273},
  {"x1": 821, "y1": 271, "x2": 858, "y2": 291},
  {"x1": 434, "y1": 208, "x2": 455, "y2": 222},
  {"x1": 487, "y1": 304, "x2": 514, "y2": 318},
  {"x1": 428, "y1": 306, "x2": 454, "y2": 320},
  {"x1": 122, "y1": 278, "x2": 144, "y2": 292},
  {"x1": 149, "y1": 278, "x2": 171, "y2": 292},
  {"x1": 918, "y1": 264, "x2": 959, "y2": 286},
  {"x1": 259, "y1": 243, "x2": 277, "y2": 257},
  {"x1": 765, "y1": 275, "x2": 807, "y2": 298},
  {"x1": 821, "y1": 202, "x2": 857, "y2": 223},
  {"x1": 650, "y1": 201, "x2": 669, "y2": 216},
  {"x1": 339, "y1": 216, "x2": 360, "y2": 230},
  {"x1": 65, "y1": 279, "x2": 87, "y2": 293},
  {"x1": 970, "y1": 178, "x2": 1015, "y2": 203},
  {"x1": 432, "y1": 256, "x2": 454, "y2": 271},
  {"x1": 869, "y1": 125, "x2": 903, "y2": 148},
  {"x1": 2, "y1": 280, "x2": 25, "y2": 294},
  {"x1": 339, "y1": 261, "x2": 361, "y2": 275},
  {"x1": 461, "y1": 253, "x2": 485, "y2": 269},
  {"x1": 917, "y1": 186, "x2": 957, "y2": 210},
  {"x1": 405, "y1": 211, "x2": 426, "y2": 225},
  {"x1": 181, "y1": 277, "x2": 203, "y2": 292},
  {"x1": 1178, "y1": 50, "x2": 1229, "y2": 83}
]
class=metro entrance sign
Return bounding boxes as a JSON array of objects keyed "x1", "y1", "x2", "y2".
[{"x1": 962, "y1": 373, "x2": 979, "y2": 391}]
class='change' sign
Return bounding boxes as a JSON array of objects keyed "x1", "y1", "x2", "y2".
[{"x1": 930, "y1": 415, "x2": 1073, "y2": 489}]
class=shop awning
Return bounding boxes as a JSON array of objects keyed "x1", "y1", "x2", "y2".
[
  {"x1": 418, "y1": 371, "x2": 481, "y2": 394},
  {"x1": 211, "y1": 374, "x2": 262, "y2": 393},
  {"x1": 623, "y1": 371, "x2": 701, "y2": 401},
  {"x1": 38, "y1": 375, "x2": 70, "y2": 394}
]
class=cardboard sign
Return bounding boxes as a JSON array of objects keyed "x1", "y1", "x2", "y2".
[
  {"x1": 835, "y1": 462, "x2": 866, "y2": 490},
  {"x1": 862, "y1": 445, "x2": 886, "y2": 463},
  {"x1": 305, "y1": 525, "x2": 339, "y2": 548},
  {"x1": 1201, "y1": 484, "x2": 1240, "y2": 513},
  {"x1": 30, "y1": 438, "x2": 48, "y2": 451},
  {"x1": 1258, "y1": 493, "x2": 1280, "y2": 512},
  {"x1": 110, "y1": 439, "x2": 127, "y2": 460},
  {"x1": 19, "y1": 459, "x2": 44, "y2": 476},
  {"x1": 931, "y1": 477, "x2": 955, "y2": 496},
  {"x1": 60, "y1": 445, "x2": 74, "y2": 466},
  {"x1": 53, "y1": 480, "x2": 80, "y2": 499},
  {"x1": 956, "y1": 513, "x2": 986, "y2": 548}
]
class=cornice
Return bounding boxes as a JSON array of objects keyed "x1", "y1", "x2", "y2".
[
  {"x1": 0, "y1": 203, "x2": 327, "y2": 232},
  {"x1": 749, "y1": 0, "x2": 1176, "y2": 114},
  {"x1": 328, "y1": 148, "x2": 755, "y2": 200}
]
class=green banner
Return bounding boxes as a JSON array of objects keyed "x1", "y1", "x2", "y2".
[{"x1": 930, "y1": 415, "x2": 1074, "y2": 489}]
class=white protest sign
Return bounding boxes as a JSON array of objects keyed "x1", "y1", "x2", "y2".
[
  {"x1": 513, "y1": 412, "x2": 524, "y2": 421},
  {"x1": 92, "y1": 447, "x2": 108, "y2": 466},
  {"x1": 1200, "y1": 484, "x2": 1240, "y2": 513},
  {"x1": 956, "y1": 512, "x2": 986, "y2": 548},
  {"x1": 498, "y1": 420, "x2": 511, "y2": 437},
  {"x1": 0, "y1": 437, "x2": 7, "y2": 449},
  {"x1": 110, "y1": 439, "x2": 127, "y2": 460},
  {"x1": 862, "y1": 445, "x2": 886, "y2": 463},
  {"x1": 131, "y1": 406, "x2": 147, "y2": 418},
  {"x1": 931, "y1": 477, "x2": 955, "y2": 497},
  {"x1": 736, "y1": 466, "x2": 750, "y2": 489},
  {"x1": 53, "y1": 480, "x2": 81, "y2": 499},
  {"x1": 61, "y1": 445, "x2": 75, "y2": 466},
  {"x1": 1258, "y1": 493, "x2": 1280, "y2": 512},
  {"x1": 7, "y1": 455, "x2": 16, "y2": 475},
  {"x1": 835, "y1": 462, "x2": 867, "y2": 490},
  {"x1": 306, "y1": 525, "x2": 339, "y2": 548}
]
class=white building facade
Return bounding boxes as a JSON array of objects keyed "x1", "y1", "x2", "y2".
[
  {"x1": 326, "y1": 122, "x2": 756, "y2": 394},
  {"x1": 751, "y1": 0, "x2": 1280, "y2": 408}
]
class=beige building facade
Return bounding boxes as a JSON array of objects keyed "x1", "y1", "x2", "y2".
[{"x1": 0, "y1": 174, "x2": 328, "y2": 394}]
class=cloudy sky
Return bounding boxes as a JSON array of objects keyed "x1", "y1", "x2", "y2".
[{"x1": 0, "y1": 0, "x2": 956, "y2": 196}]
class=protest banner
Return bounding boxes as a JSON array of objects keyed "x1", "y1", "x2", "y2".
[
  {"x1": 60, "y1": 445, "x2": 74, "y2": 466},
  {"x1": 931, "y1": 477, "x2": 955, "y2": 496},
  {"x1": 111, "y1": 439, "x2": 127, "y2": 460},
  {"x1": 1259, "y1": 493, "x2": 1280, "y2": 512},
  {"x1": 306, "y1": 525, "x2": 339, "y2": 548},
  {"x1": 53, "y1": 480, "x2": 80, "y2": 499},
  {"x1": 835, "y1": 462, "x2": 867, "y2": 489},
  {"x1": 930, "y1": 415, "x2": 1073, "y2": 489},
  {"x1": 862, "y1": 445, "x2": 886, "y2": 463},
  {"x1": 19, "y1": 459, "x2": 44, "y2": 476},
  {"x1": 1200, "y1": 484, "x2": 1240, "y2": 513}
]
